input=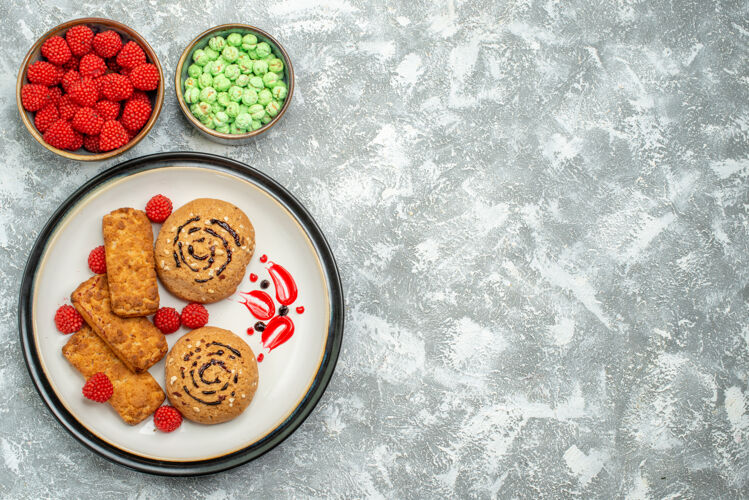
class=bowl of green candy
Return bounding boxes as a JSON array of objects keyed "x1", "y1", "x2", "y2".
[{"x1": 176, "y1": 24, "x2": 294, "y2": 144}]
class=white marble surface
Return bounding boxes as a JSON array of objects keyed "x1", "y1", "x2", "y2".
[{"x1": 1, "y1": 0, "x2": 748, "y2": 498}]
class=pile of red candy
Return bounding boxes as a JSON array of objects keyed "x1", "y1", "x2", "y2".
[{"x1": 20, "y1": 25, "x2": 160, "y2": 153}]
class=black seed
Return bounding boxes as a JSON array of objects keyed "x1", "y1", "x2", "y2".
[
  {"x1": 254, "y1": 321, "x2": 266, "y2": 332},
  {"x1": 260, "y1": 280, "x2": 270, "y2": 289},
  {"x1": 279, "y1": 305, "x2": 289, "y2": 316}
]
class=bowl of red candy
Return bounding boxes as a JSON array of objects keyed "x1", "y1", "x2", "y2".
[{"x1": 16, "y1": 18, "x2": 164, "y2": 161}]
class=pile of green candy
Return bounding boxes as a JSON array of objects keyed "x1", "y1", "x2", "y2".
[{"x1": 183, "y1": 32, "x2": 288, "y2": 134}]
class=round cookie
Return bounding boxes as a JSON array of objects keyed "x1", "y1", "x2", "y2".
[
  {"x1": 155, "y1": 198, "x2": 255, "y2": 303},
  {"x1": 165, "y1": 327, "x2": 258, "y2": 424}
]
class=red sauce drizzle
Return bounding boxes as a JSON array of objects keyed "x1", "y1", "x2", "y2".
[
  {"x1": 246, "y1": 327, "x2": 254, "y2": 335},
  {"x1": 259, "y1": 254, "x2": 268, "y2": 263},
  {"x1": 267, "y1": 262, "x2": 298, "y2": 306},
  {"x1": 296, "y1": 306, "x2": 305, "y2": 314},
  {"x1": 239, "y1": 290, "x2": 275, "y2": 320},
  {"x1": 249, "y1": 273, "x2": 258, "y2": 282},
  {"x1": 261, "y1": 315, "x2": 295, "y2": 351},
  {"x1": 257, "y1": 353, "x2": 264, "y2": 362}
]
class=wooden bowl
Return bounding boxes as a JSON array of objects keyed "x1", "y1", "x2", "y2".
[
  {"x1": 16, "y1": 18, "x2": 164, "y2": 161},
  {"x1": 175, "y1": 24, "x2": 294, "y2": 145}
]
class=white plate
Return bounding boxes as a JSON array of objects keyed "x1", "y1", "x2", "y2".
[{"x1": 19, "y1": 153, "x2": 344, "y2": 475}]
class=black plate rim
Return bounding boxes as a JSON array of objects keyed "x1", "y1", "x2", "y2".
[{"x1": 17, "y1": 151, "x2": 344, "y2": 476}]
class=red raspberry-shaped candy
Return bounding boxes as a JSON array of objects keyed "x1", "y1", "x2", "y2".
[
  {"x1": 66, "y1": 25, "x2": 94, "y2": 57},
  {"x1": 41, "y1": 36, "x2": 72, "y2": 65},
  {"x1": 129, "y1": 63, "x2": 159, "y2": 91},
  {"x1": 88, "y1": 245, "x2": 107, "y2": 273},
  {"x1": 181, "y1": 303, "x2": 209, "y2": 329},
  {"x1": 43, "y1": 119, "x2": 76, "y2": 150},
  {"x1": 95, "y1": 100, "x2": 120, "y2": 121},
  {"x1": 145, "y1": 194, "x2": 172, "y2": 223},
  {"x1": 27, "y1": 61, "x2": 64, "y2": 86},
  {"x1": 83, "y1": 134, "x2": 101, "y2": 153},
  {"x1": 99, "y1": 119, "x2": 129, "y2": 151},
  {"x1": 48, "y1": 86, "x2": 63, "y2": 106},
  {"x1": 72, "y1": 107, "x2": 104, "y2": 135},
  {"x1": 120, "y1": 99, "x2": 151, "y2": 131},
  {"x1": 100, "y1": 73, "x2": 133, "y2": 101},
  {"x1": 116, "y1": 41, "x2": 146, "y2": 69},
  {"x1": 61, "y1": 69, "x2": 80, "y2": 93},
  {"x1": 82, "y1": 372, "x2": 113, "y2": 403},
  {"x1": 21, "y1": 84, "x2": 51, "y2": 111},
  {"x1": 92, "y1": 30, "x2": 122, "y2": 59},
  {"x1": 79, "y1": 53, "x2": 107, "y2": 78},
  {"x1": 59, "y1": 95, "x2": 81, "y2": 121},
  {"x1": 70, "y1": 131, "x2": 84, "y2": 151},
  {"x1": 153, "y1": 307, "x2": 180, "y2": 334},
  {"x1": 129, "y1": 90, "x2": 151, "y2": 104},
  {"x1": 63, "y1": 56, "x2": 80, "y2": 71},
  {"x1": 54, "y1": 304, "x2": 83, "y2": 334},
  {"x1": 154, "y1": 406, "x2": 182, "y2": 432},
  {"x1": 34, "y1": 104, "x2": 59, "y2": 133},
  {"x1": 68, "y1": 77, "x2": 98, "y2": 107}
]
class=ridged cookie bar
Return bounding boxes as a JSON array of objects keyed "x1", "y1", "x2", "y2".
[
  {"x1": 62, "y1": 325, "x2": 165, "y2": 425},
  {"x1": 102, "y1": 207, "x2": 159, "y2": 317},
  {"x1": 72, "y1": 275, "x2": 167, "y2": 373}
]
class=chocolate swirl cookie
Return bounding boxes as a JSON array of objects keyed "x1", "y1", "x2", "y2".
[
  {"x1": 154, "y1": 199, "x2": 255, "y2": 303},
  {"x1": 165, "y1": 327, "x2": 259, "y2": 424}
]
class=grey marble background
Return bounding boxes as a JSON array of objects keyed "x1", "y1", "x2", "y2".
[{"x1": 1, "y1": 0, "x2": 748, "y2": 498}]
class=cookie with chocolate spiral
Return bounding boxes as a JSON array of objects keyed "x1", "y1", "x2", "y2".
[
  {"x1": 154, "y1": 198, "x2": 255, "y2": 303},
  {"x1": 165, "y1": 327, "x2": 259, "y2": 424}
]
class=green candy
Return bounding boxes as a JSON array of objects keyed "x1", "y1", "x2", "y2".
[
  {"x1": 227, "y1": 33, "x2": 242, "y2": 47},
  {"x1": 216, "y1": 124, "x2": 231, "y2": 134},
  {"x1": 208, "y1": 36, "x2": 226, "y2": 52},
  {"x1": 204, "y1": 47, "x2": 220, "y2": 61},
  {"x1": 184, "y1": 87, "x2": 200, "y2": 104},
  {"x1": 257, "y1": 89, "x2": 272, "y2": 106},
  {"x1": 198, "y1": 72, "x2": 213, "y2": 89},
  {"x1": 241, "y1": 88, "x2": 258, "y2": 105},
  {"x1": 217, "y1": 91, "x2": 231, "y2": 107},
  {"x1": 229, "y1": 122, "x2": 243, "y2": 134},
  {"x1": 261, "y1": 114, "x2": 271, "y2": 124},
  {"x1": 241, "y1": 34, "x2": 258, "y2": 51},
  {"x1": 228, "y1": 85, "x2": 243, "y2": 102},
  {"x1": 247, "y1": 49, "x2": 258, "y2": 59},
  {"x1": 222, "y1": 46, "x2": 239, "y2": 63},
  {"x1": 235, "y1": 112, "x2": 251, "y2": 129},
  {"x1": 238, "y1": 104, "x2": 249, "y2": 115},
  {"x1": 197, "y1": 102, "x2": 212, "y2": 116},
  {"x1": 237, "y1": 54, "x2": 253, "y2": 74},
  {"x1": 262, "y1": 72, "x2": 278, "y2": 87},
  {"x1": 213, "y1": 74, "x2": 231, "y2": 91},
  {"x1": 225, "y1": 101, "x2": 240, "y2": 117},
  {"x1": 225, "y1": 64, "x2": 240, "y2": 81},
  {"x1": 255, "y1": 42, "x2": 271, "y2": 58},
  {"x1": 210, "y1": 102, "x2": 223, "y2": 114},
  {"x1": 190, "y1": 103, "x2": 204, "y2": 118},
  {"x1": 251, "y1": 119, "x2": 262, "y2": 131},
  {"x1": 202, "y1": 61, "x2": 214, "y2": 75},
  {"x1": 192, "y1": 49, "x2": 209, "y2": 66},
  {"x1": 271, "y1": 84, "x2": 287, "y2": 100},
  {"x1": 214, "y1": 111, "x2": 229, "y2": 127},
  {"x1": 204, "y1": 118, "x2": 216, "y2": 129},
  {"x1": 199, "y1": 87, "x2": 217, "y2": 103},
  {"x1": 187, "y1": 64, "x2": 203, "y2": 78},
  {"x1": 236, "y1": 74, "x2": 250, "y2": 87},
  {"x1": 265, "y1": 100, "x2": 281, "y2": 117},
  {"x1": 252, "y1": 60, "x2": 268, "y2": 75},
  {"x1": 249, "y1": 76, "x2": 264, "y2": 90},
  {"x1": 267, "y1": 58, "x2": 284, "y2": 73},
  {"x1": 184, "y1": 77, "x2": 198, "y2": 90},
  {"x1": 210, "y1": 58, "x2": 227, "y2": 76},
  {"x1": 248, "y1": 104, "x2": 265, "y2": 120}
]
